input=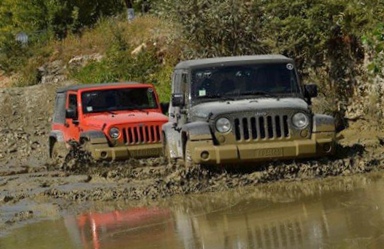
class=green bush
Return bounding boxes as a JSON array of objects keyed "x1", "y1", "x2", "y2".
[
  {"x1": 153, "y1": 0, "x2": 268, "y2": 58},
  {"x1": 363, "y1": 23, "x2": 384, "y2": 76},
  {"x1": 71, "y1": 46, "x2": 171, "y2": 102},
  {"x1": 153, "y1": 0, "x2": 383, "y2": 114},
  {"x1": 70, "y1": 22, "x2": 168, "y2": 99},
  {"x1": 2, "y1": 0, "x2": 384, "y2": 118},
  {"x1": 0, "y1": 34, "x2": 30, "y2": 73}
]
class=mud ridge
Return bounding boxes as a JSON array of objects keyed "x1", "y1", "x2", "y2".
[{"x1": 39, "y1": 143, "x2": 384, "y2": 203}]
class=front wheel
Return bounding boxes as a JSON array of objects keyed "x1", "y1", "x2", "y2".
[
  {"x1": 80, "y1": 139, "x2": 94, "y2": 162},
  {"x1": 163, "y1": 138, "x2": 172, "y2": 165},
  {"x1": 51, "y1": 141, "x2": 69, "y2": 166},
  {"x1": 184, "y1": 140, "x2": 195, "y2": 168}
]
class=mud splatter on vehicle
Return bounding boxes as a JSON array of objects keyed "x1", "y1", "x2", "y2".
[
  {"x1": 163, "y1": 55, "x2": 336, "y2": 167},
  {"x1": 49, "y1": 82, "x2": 168, "y2": 164}
]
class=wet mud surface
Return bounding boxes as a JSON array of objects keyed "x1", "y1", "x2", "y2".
[
  {"x1": 1, "y1": 82, "x2": 384, "y2": 236},
  {"x1": 2, "y1": 172, "x2": 384, "y2": 249}
]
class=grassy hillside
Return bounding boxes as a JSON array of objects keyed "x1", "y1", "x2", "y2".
[
  {"x1": 0, "y1": 15, "x2": 183, "y2": 102},
  {"x1": 1, "y1": 0, "x2": 384, "y2": 123}
]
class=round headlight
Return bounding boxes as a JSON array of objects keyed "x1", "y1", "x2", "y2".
[
  {"x1": 109, "y1": 127, "x2": 120, "y2": 139},
  {"x1": 292, "y1": 112, "x2": 309, "y2": 129},
  {"x1": 216, "y1": 118, "x2": 231, "y2": 133}
]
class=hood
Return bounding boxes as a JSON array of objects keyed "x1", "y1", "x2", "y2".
[
  {"x1": 190, "y1": 97, "x2": 309, "y2": 119},
  {"x1": 83, "y1": 111, "x2": 168, "y2": 129}
]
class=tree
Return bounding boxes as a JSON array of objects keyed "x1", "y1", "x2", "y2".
[
  {"x1": 123, "y1": 0, "x2": 135, "y2": 21},
  {"x1": 153, "y1": 0, "x2": 268, "y2": 58},
  {"x1": 0, "y1": 0, "x2": 125, "y2": 41}
]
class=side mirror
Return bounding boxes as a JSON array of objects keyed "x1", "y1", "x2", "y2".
[
  {"x1": 65, "y1": 108, "x2": 77, "y2": 119},
  {"x1": 160, "y1": 102, "x2": 170, "y2": 114},
  {"x1": 304, "y1": 84, "x2": 318, "y2": 98},
  {"x1": 171, "y1": 93, "x2": 185, "y2": 107}
]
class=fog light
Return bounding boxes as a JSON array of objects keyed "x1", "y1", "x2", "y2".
[
  {"x1": 101, "y1": 151, "x2": 108, "y2": 158},
  {"x1": 218, "y1": 135, "x2": 226, "y2": 143},
  {"x1": 300, "y1": 129, "x2": 309, "y2": 138},
  {"x1": 323, "y1": 143, "x2": 332, "y2": 153},
  {"x1": 201, "y1": 151, "x2": 209, "y2": 160}
]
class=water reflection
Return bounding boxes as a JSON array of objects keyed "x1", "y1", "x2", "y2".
[
  {"x1": 2, "y1": 173, "x2": 384, "y2": 249},
  {"x1": 64, "y1": 207, "x2": 175, "y2": 249}
]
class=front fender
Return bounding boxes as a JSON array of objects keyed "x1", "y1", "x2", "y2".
[
  {"x1": 181, "y1": 121, "x2": 212, "y2": 141},
  {"x1": 49, "y1": 130, "x2": 65, "y2": 142},
  {"x1": 80, "y1": 130, "x2": 109, "y2": 144},
  {"x1": 49, "y1": 130, "x2": 66, "y2": 157},
  {"x1": 162, "y1": 122, "x2": 183, "y2": 159},
  {"x1": 312, "y1": 114, "x2": 335, "y2": 132}
]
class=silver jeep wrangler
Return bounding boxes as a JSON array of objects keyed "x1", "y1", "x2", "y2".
[{"x1": 162, "y1": 55, "x2": 336, "y2": 166}]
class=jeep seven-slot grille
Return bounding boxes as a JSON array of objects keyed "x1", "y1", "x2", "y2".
[
  {"x1": 234, "y1": 115, "x2": 289, "y2": 141},
  {"x1": 122, "y1": 125, "x2": 161, "y2": 144}
]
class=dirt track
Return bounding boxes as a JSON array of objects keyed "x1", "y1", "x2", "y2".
[{"x1": 1, "y1": 81, "x2": 384, "y2": 235}]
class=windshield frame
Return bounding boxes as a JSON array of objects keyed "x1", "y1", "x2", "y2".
[
  {"x1": 190, "y1": 62, "x2": 302, "y2": 105},
  {"x1": 80, "y1": 87, "x2": 159, "y2": 114}
]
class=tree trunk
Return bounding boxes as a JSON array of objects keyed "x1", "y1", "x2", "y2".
[
  {"x1": 123, "y1": 0, "x2": 135, "y2": 21},
  {"x1": 123, "y1": 0, "x2": 133, "y2": 8}
]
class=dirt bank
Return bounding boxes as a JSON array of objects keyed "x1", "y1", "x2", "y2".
[{"x1": 1, "y1": 81, "x2": 384, "y2": 235}]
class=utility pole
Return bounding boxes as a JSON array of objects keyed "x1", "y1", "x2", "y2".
[{"x1": 124, "y1": 0, "x2": 135, "y2": 21}]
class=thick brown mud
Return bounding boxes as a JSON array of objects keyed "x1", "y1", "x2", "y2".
[{"x1": 1, "y1": 141, "x2": 384, "y2": 235}]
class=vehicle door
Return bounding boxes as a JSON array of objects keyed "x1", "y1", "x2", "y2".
[
  {"x1": 168, "y1": 70, "x2": 189, "y2": 157},
  {"x1": 172, "y1": 71, "x2": 189, "y2": 128},
  {"x1": 65, "y1": 91, "x2": 81, "y2": 141}
]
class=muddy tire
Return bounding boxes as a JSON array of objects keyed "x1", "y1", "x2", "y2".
[
  {"x1": 81, "y1": 139, "x2": 90, "y2": 153},
  {"x1": 60, "y1": 140, "x2": 93, "y2": 171},
  {"x1": 163, "y1": 138, "x2": 172, "y2": 165},
  {"x1": 51, "y1": 142, "x2": 69, "y2": 166},
  {"x1": 80, "y1": 139, "x2": 94, "y2": 161},
  {"x1": 184, "y1": 141, "x2": 195, "y2": 168}
]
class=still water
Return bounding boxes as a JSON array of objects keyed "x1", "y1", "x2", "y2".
[{"x1": 1, "y1": 172, "x2": 384, "y2": 249}]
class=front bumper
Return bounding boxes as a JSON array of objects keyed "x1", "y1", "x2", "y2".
[
  {"x1": 88, "y1": 143, "x2": 163, "y2": 161},
  {"x1": 187, "y1": 132, "x2": 335, "y2": 165}
]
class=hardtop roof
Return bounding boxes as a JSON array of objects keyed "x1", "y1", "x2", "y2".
[
  {"x1": 56, "y1": 82, "x2": 150, "y2": 93},
  {"x1": 175, "y1": 54, "x2": 293, "y2": 69}
]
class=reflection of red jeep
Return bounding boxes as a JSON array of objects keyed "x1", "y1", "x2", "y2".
[
  {"x1": 64, "y1": 207, "x2": 172, "y2": 249},
  {"x1": 49, "y1": 82, "x2": 168, "y2": 162}
]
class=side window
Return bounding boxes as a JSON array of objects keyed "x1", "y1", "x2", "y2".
[
  {"x1": 181, "y1": 72, "x2": 188, "y2": 103},
  {"x1": 69, "y1": 94, "x2": 77, "y2": 109},
  {"x1": 53, "y1": 93, "x2": 66, "y2": 124},
  {"x1": 68, "y1": 94, "x2": 78, "y2": 118},
  {"x1": 146, "y1": 89, "x2": 156, "y2": 107},
  {"x1": 173, "y1": 70, "x2": 182, "y2": 93},
  {"x1": 181, "y1": 73, "x2": 188, "y2": 91}
]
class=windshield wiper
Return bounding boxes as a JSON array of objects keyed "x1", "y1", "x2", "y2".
[
  {"x1": 197, "y1": 93, "x2": 238, "y2": 102},
  {"x1": 197, "y1": 94, "x2": 223, "y2": 99},
  {"x1": 242, "y1": 91, "x2": 284, "y2": 98},
  {"x1": 242, "y1": 91, "x2": 270, "y2": 96},
  {"x1": 220, "y1": 96, "x2": 236, "y2": 101}
]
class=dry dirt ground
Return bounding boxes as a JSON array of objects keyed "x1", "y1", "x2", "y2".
[{"x1": 1, "y1": 81, "x2": 384, "y2": 234}]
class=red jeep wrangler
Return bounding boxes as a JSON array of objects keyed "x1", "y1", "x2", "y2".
[{"x1": 49, "y1": 82, "x2": 168, "y2": 163}]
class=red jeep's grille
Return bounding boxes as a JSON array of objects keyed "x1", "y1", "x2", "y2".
[
  {"x1": 122, "y1": 125, "x2": 162, "y2": 144},
  {"x1": 234, "y1": 115, "x2": 289, "y2": 141}
]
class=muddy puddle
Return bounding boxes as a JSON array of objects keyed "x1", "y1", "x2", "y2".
[{"x1": 1, "y1": 171, "x2": 384, "y2": 249}]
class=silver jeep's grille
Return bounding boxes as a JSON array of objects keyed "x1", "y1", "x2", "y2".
[
  {"x1": 122, "y1": 125, "x2": 162, "y2": 144},
  {"x1": 234, "y1": 115, "x2": 290, "y2": 141}
]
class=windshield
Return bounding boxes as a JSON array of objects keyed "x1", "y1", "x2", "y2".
[
  {"x1": 81, "y1": 87, "x2": 158, "y2": 114},
  {"x1": 191, "y1": 63, "x2": 301, "y2": 102}
]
